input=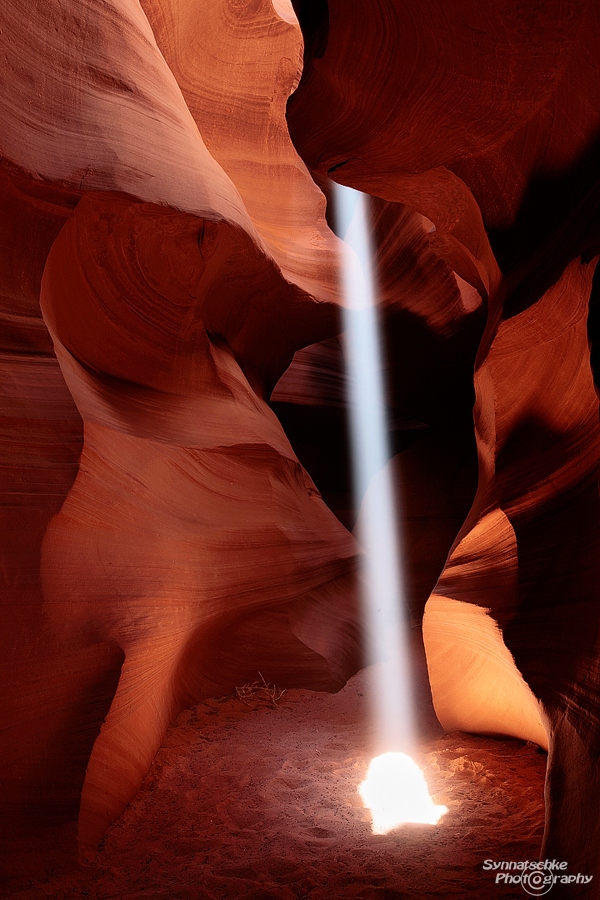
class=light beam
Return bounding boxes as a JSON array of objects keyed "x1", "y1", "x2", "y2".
[{"x1": 334, "y1": 184, "x2": 446, "y2": 831}]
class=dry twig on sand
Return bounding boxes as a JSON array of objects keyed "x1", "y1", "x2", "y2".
[{"x1": 235, "y1": 672, "x2": 286, "y2": 708}]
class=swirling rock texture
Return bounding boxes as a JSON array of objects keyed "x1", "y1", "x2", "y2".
[
  {"x1": 289, "y1": 0, "x2": 600, "y2": 892},
  {"x1": 3, "y1": 0, "x2": 600, "y2": 893},
  {"x1": 0, "y1": 0, "x2": 363, "y2": 868}
]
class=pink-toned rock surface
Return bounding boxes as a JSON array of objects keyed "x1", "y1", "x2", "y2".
[
  {"x1": 288, "y1": 1, "x2": 600, "y2": 893},
  {"x1": 2, "y1": 0, "x2": 600, "y2": 895},
  {"x1": 0, "y1": 0, "x2": 361, "y2": 868},
  {"x1": 39, "y1": 189, "x2": 361, "y2": 853}
]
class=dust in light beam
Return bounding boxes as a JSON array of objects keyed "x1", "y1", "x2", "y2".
[{"x1": 334, "y1": 184, "x2": 447, "y2": 833}]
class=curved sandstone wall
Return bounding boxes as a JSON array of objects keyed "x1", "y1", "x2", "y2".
[
  {"x1": 2, "y1": 0, "x2": 600, "y2": 886},
  {"x1": 288, "y1": 0, "x2": 600, "y2": 889},
  {"x1": 0, "y1": 0, "x2": 362, "y2": 857}
]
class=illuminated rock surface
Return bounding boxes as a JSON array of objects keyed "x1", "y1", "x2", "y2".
[
  {"x1": 289, "y1": 0, "x2": 600, "y2": 891},
  {"x1": 0, "y1": 0, "x2": 361, "y2": 862},
  {"x1": 2, "y1": 0, "x2": 600, "y2": 894}
]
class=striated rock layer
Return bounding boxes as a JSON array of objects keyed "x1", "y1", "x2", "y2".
[
  {"x1": 40, "y1": 190, "x2": 361, "y2": 851},
  {"x1": 3, "y1": 0, "x2": 600, "y2": 890},
  {"x1": 0, "y1": 0, "x2": 363, "y2": 862},
  {"x1": 289, "y1": 0, "x2": 600, "y2": 891}
]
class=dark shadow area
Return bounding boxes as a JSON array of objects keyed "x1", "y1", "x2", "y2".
[
  {"x1": 505, "y1": 471, "x2": 600, "y2": 752},
  {"x1": 290, "y1": 0, "x2": 329, "y2": 67},
  {"x1": 0, "y1": 642, "x2": 124, "y2": 891},
  {"x1": 270, "y1": 400, "x2": 425, "y2": 532},
  {"x1": 491, "y1": 127, "x2": 600, "y2": 319},
  {"x1": 586, "y1": 262, "x2": 600, "y2": 392}
]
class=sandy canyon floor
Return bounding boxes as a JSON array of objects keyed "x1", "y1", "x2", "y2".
[{"x1": 6, "y1": 666, "x2": 546, "y2": 900}]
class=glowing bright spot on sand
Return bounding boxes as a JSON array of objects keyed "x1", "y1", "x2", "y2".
[{"x1": 359, "y1": 753, "x2": 448, "y2": 834}]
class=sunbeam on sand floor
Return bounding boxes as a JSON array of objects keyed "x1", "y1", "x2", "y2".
[
  {"x1": 359, "y1": 752, "x2": 448, "y2": 834},
  {"x1": 10, "y1": 667, "x2": 546, "y2": 900}
]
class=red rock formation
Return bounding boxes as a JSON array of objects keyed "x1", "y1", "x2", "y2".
[
  {"x1": 40, "y1": 191, "x2": 361, "y2": 851},
  {"x1": 0, "y1": 0, "x2": 361, "y2": 861},
  {"x1": 0, "y1": 166, "x2": 97, "y2": 858},
  {"x1": 138, "y1": 0, "x2": 342, "y2": 311},
  {"x1": 3, "y1": 0, "x2": 600, "y2": 890},
  {"x1": 289, "y1": 0, "x2": 600, "y2": 890}
]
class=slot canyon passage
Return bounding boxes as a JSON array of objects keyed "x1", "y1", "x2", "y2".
[{"x1": 2, "y1": 0, "x2": 600, "y2": 897}]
